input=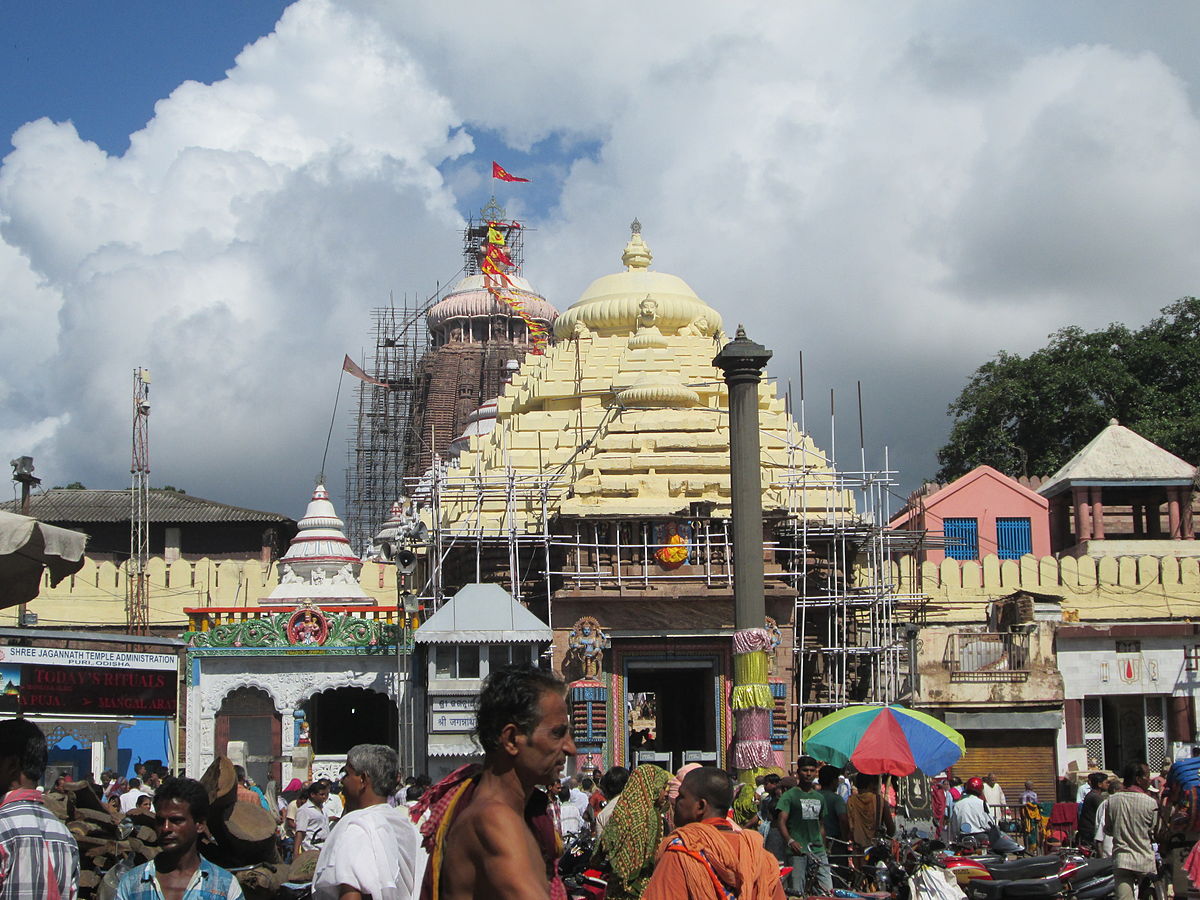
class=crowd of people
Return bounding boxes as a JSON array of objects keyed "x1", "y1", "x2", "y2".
[{"x1": 3, "y1": 670, "x2": 1198, "y2": 900}]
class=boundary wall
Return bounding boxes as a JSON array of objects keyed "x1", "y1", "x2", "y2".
[
  {"x1": 899, "y1": 553, "x2": 1200, "y2": 623},
  {"x1": 5, "y1": 558, "x2": 399, "y2": 628}
]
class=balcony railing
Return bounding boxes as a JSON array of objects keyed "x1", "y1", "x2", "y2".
[{"x1": 945, "y1": 631, "x2": 1031, "y2": 682}]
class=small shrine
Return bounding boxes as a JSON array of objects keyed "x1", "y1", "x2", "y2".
[
  {"x1": 182, "y1": 484, "x2": 411, "y2": 787},
  {"x1": 565, "y1": 617, "x2": 610, "y2": 773},
  {"x1": 412, "y1": 583, "x2": 552, "y2": 780}
]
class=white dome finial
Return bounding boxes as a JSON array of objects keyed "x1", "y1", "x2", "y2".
[{"x1": 622, "y1": 219, "x2": 652, "y2": 270}]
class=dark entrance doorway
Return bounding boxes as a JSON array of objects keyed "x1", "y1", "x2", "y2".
[
  {"x1": 216, "y1": 687, "x2": 281, "y2": 789},
  {"x1": 626, "y1": 663, "x2": 716, "y2": 772},
  {"x1": 304, "y1": 687, "x2": 396, "y2": 756}
]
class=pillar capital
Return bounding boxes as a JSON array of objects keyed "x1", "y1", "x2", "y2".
[{"x1": 713, "y1": 325, "x2": 772, "y2": 385}]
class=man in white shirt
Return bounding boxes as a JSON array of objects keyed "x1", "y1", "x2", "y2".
[
  {"x1": 323, "y1": 779, "x2": 344, "y2": 824},
  {"x1": 119, "y1": 778, "x2": 150, "y2": 814},
  {"x1": 312, "y1": 745, "x2": 422, "y2": 900},
  {"x1": 568, "y1": 777, "x2": 591, "y2": 820},
  {"x1": 981, "y1": 773, "x2": 1007, "y2": 812},
  {"x1": 949, "y1": 777, "x2": 996, "y2": 840}
]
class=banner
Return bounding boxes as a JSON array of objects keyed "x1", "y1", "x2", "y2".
[
  {"x1": 481, "y1": 220, "x2": 548, "y2": 353},
  {"x1": 0, "y1": 649, "x2": 178, "y2": 716},
  {"x1": 342, "y1": 355, "x2": 388, "y2": 387},
  {"x1": 492, "y1": 161, "x2": 530, "y2": 183}
]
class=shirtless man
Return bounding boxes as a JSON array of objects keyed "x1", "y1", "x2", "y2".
[{"x1": 438, "y1": 666, "x2": 576, "y2": 900}]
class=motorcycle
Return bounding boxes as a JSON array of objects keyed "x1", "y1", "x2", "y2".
[
  {"x1": 942, "y1": 851, "x2": 1088, "y2": 887},
  {"x1": 962, "y1": 857, "x2": 1116, "y2": 900},
  {"x1": 561, "y1": 830, "x2": 608, "y2": 900}
]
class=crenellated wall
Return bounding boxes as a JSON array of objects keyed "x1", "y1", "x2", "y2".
[
  {"x1": 897, "y1": 553, "x2": 1200, "y2": 623},
  {"x1": 7, "y1": 557, "x2": 400, "y2": 629},
  {"x1": 18, "y1": 550, "x2": 1200, "y2": 631}
]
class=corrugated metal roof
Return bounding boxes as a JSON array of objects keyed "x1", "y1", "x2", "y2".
[
  {"x1": 0, "y1": 489, "x2": 294, "y2": 525},
  {"x1": 414, "y1": 583, "x2": 553, "y2": 644}
]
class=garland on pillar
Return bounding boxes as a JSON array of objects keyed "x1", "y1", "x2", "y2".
[{"x1": 732, "y1": 627, "x2": 774, "y2": 776}]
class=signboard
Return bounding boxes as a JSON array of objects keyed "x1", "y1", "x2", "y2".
[
  {"x1": 0, "y1": 646, "x2": 177, "y2": 716},
  {"x1": 430, "y1": 711, "x2": 476, "y2": 733},
  {"x1": 430, "y1": 696, "x2": 476, "y2": 714}
]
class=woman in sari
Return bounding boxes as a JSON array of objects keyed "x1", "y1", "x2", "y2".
[{"x1": 600, "y1": 764, "x2": 672, "y2": 899}]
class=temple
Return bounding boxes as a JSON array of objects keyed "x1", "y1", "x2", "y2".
[
  {"x1": 409, "y1": 222, "x2": 911, "y2": 772},
  {"x1": 184, "y1": 484, "x2": 409, "y2": 787}
]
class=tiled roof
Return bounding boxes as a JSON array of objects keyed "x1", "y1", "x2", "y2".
[{"x1": 0, "y1": 489, "x2": 294, "y2": 525}]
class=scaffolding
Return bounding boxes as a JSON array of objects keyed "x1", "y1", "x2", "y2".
[
  {"x1": 345, "y1": 199, "x2": 535, "y2": 553},
  {"x1": 344, "y1": 298, "x2": 429, "y2": 555},
  {"x1": 777, "y1": 464, "x2": 926, "y2": 727},
  {"x1": 392, "y1": 397, "x2": 925, "y2": 741}
]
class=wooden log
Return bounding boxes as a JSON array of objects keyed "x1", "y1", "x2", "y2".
[
  {"x1": 77, "y1": 807, "x2": 121, "y2": 828},
  {"x1": 224, "y1": 801, "x2": 277, "y2": 843},
  {"x1": 65, "y1": 781, "x2": 107, "y2": 813},
  {"x1": 288, "y1": 849, "x2": 321, "y2": 883},
  {"x1": 200, "y1": 757, "x2": 238, "y2": 809}
]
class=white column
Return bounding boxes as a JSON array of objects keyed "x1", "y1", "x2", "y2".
[
  {"x1": 90, "y1": 740, "x2": 105, "y2": 781},
  {"x1": 281, "y1": 711, "x2": 296, "y2": 784}
]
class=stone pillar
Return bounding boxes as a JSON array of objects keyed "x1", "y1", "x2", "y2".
[
  {"x1": 713, "y1": 325, "x2": 771, "y2": 630},
  {"x1": 713, "y1": 326, "x2": 773, "y2": 781},
  {"x1": 1183, "y1": 491, "x2": 1195, "y2": 540},
  {"x1": 1169, "y1": 488, "x2": 1183, "y2": 540},
  {"x1": 1132, "y1": 503, "x2": 1144, "y2": 536},
  {"x1": 1073, "y1": 487, "x2": 1092, "y2": 543},
  {"x1": 1151, "y1": 501, "x2": 1163, "y2": 537},
  {"x1": 1091, "y1": 488, "x2": 1105, "y2": 540},
  {"x1": 1050, "y1": 495, "x2": 1070, "y2": 551}
]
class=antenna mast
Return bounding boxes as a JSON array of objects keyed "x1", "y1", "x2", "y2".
[{"x1": 128, "y1": 368, "x2": 151, "y2": 634}]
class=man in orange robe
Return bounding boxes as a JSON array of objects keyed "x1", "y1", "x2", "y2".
[{"x1": 643, "y1": 767, "x2": 786, "y2": 900}]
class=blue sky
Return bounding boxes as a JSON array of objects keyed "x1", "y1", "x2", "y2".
[
  {"x1": 3, "y1": 3, "x2": 291, "y2": 155},
  {"x1": 3, "y1": 1, "x2": 1200, "y2": 522}
]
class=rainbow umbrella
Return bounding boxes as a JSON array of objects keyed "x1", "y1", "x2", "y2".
[{"x1": 800, "y1": 705, "x2": 965, "y2": 777}]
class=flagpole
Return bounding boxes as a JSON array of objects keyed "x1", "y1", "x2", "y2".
[{"x1": 319, "y1": 367, "x2": 345, "y2": 482}]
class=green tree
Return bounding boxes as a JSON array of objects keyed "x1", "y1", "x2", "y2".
[{"x1": 936, "y1": 297, "x2": 1200, "y2": 481}]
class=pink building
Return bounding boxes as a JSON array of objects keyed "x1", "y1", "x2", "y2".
[{"x1": 890, "y1": 465, "x2": 1051, "y2": 564}]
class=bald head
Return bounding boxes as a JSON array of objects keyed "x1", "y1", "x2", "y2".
[{"x1": 674, "y1": 766, "x2": 735, "y2": 826}]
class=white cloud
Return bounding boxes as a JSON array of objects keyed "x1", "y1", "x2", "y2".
[
  {"x1": 0, "y1": 0, "x2": 469, "y2": 513},
  {"x1": 3, "y1": 0, "x2": 1200, "y2": 519}
]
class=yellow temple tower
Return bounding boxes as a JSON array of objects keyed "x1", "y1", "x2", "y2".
[{"x1": 422, "y1": 221, "x2": 909, "y2": 772}]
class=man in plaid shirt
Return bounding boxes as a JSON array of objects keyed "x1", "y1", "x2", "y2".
[{"x1": 0, "y1": 718, "x2": 80, "y2": 899}]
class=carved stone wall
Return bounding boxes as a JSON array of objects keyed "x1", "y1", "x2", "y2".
[{"x1": 186, "y1": 653, "x2": 406, "y2": 779}]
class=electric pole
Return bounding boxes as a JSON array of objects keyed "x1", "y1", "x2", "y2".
[{"x1": 128, "y1": 368, "x2": 151, "y2": 635}]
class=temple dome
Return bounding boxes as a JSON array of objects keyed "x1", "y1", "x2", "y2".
[
  {"x1": 426, "y1": 274, "x2": 558, "y2": 333},
  {"x1": 449, "y1": 399, "x2": 499, "y2": 457},
  {"x1": 553, "y1": 221, "x2": 723, "y2": 340},
  {"x1": 276, "y1": 484, "x2": 360, "y2": 574},
  {"x1": 263, "y1": 484, "x2": 370, "y2": 605}
]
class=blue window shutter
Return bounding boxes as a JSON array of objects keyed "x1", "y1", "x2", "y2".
[
  {"x1": 997, "y1": 517, "x2": 1032, "y2": 559},
  {"x1": 944, "y1": 517, "x2": 979, "y2": 560}
]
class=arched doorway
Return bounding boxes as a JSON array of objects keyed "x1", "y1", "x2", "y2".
[
  {"x1": 303, "y1": 687, "x2": 396, "y2": 756},
  {"x1": 216, "y1": 687, "x2": 281, "y2": 789}
]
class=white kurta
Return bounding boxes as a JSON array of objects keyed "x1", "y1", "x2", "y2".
[{"x1": 312, "y1": 804, "x2": 424, "y2": 900}]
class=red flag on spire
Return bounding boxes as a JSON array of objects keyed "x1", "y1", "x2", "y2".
[{"x1": 492, "y1": 161, "x2": 530, "y2": 183}]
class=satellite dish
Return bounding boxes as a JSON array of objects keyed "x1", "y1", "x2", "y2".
[{"x1": 396, "y1": 549, "x2": 418, "y2": 574}]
